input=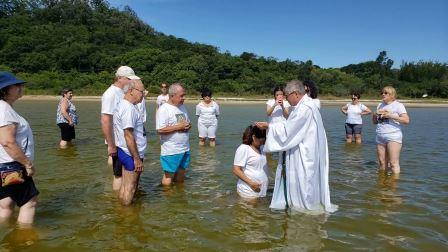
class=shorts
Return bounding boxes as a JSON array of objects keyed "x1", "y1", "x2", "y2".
[
  {"x1": 0, "y1": 162, "x2": 39, "y2": 207},
  {"x1": 57, "y1": 123, "x2": 76, "y2": 141},
  {"x1": 198, "y1": 121, "x2": 217, "y2": 138},
  {"x1": 160, "y1": 151, "x2": 190, "y2": 173},
  {"x1": 345, "y1": 123, "x2": 362, "y2": 135},
  {"x1": 112, "y1": 154, "x2": 123, "y2": 177},
  {"x1": 117, "y1": 147, "x2": 143, "y2": 172},
  {"x1": 376, "y1": 131, "x2": 403, "y2": 145}
]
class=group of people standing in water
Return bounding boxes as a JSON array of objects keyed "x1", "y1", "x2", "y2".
[{"x1": 0, "y1": 67, "x2": 409, "y2": 224}]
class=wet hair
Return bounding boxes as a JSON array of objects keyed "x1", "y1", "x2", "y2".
[
  {"x1": 273, "y1": 86, "x2": 284, "y2": 96},
  {"x1": 61, "y1": 87, "x2": 73, "y2": 97},
  {"x1": 303, "y1": 80, "x2": 318, "y2": 99},
  {"x1": 201, "y1": 87, "x2": 212, "y2": 98},
  {"x1": 352, "y1": 91, "x2": 361, "y2": 99},
  {"x1": 242, "y1": 125, "x2": 266, "y2": 145}
]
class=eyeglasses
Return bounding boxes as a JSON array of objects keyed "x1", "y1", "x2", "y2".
[
  {"x1": 161, "y1": 86, "x2": 167, "y2": 88},
  {"x1": 133, "y1": 88, "x2": 145, "y2": 95}
]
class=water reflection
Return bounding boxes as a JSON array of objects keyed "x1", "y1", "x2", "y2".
[
  {"x1": 376, "y1": 172, "x2": 402, "y2": 207},
  {"x1": 0, "y1": 224, "x2": 39, "y2": 249}
]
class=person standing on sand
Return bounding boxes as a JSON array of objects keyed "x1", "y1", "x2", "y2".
[
  {"x1": 101, "y1": 66, "x2": 140, "y2": 191},
  {"x1": 156, "y1": 83, "x2": 191, "y2": 186}
]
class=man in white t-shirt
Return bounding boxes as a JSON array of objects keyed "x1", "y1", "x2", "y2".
[
  {"x1": 101, "y1": 66, "x2": 140, "y2": 191},
  {"x1": 156, "y1": 83, "x2": 191, "y2": 186},
  {"x1": 114, "y1": 79, "x2": 147, "y2": 205},
  {"x1": 156, "y1": 83, "x2": 169, "y2": 111}
]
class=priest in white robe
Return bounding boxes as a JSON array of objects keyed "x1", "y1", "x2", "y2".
[{"x1": 257, "y1": 80, "x2": 337, "y2": 213}]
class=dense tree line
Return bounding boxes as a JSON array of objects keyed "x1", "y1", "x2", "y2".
[{"x1": 1, "y1": 0, "x2": 447, "y2": 97}]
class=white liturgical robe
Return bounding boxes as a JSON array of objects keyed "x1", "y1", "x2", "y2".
[{"x1": 264, "y1": 94, "x2": 338, "y2": 213}]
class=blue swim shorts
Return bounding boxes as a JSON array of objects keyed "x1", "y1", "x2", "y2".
[
  {"x1": 117, "y1": 147, "x2": 143, "y2": 171},
  {"x1": 160, "y1": 151, "x2": 190, "y2": 173}
]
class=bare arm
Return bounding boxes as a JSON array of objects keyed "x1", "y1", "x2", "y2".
[
  {"x1": 232, "y1": 165, "x2": 260, "y2": 192},
  {"x1": 101, "y1": 113, "x2": 116, "y2": 155},
  {"x1": 383, "y1": 112, "x2": 410, "y2": 125},
  {"x1": 341, "y1": 105, "x2": 348, "y2": 115},
  {"x1": 124, "y1": 128, "x2": 143, "y2": 172},
  {"x1": 282, "y1": 105, "x2": 289, "y2": 119},
  {"x1": 266, "y1": 104, "x2": 276, "y2": 116},
  {"x1": 361, "y1": 106, "x2": 372, "y2": 115},
  {"x1": 0, "y1": 124, "x2": 35, "y2": 176}
]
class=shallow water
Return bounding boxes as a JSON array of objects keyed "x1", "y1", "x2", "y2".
[{"x1": 0, "y1": 100, "x2": 447, "y2": 251}]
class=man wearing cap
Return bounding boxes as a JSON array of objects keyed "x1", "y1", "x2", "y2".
[
  {"x1": 0, "y1": 72, "x2": 39, "y2": 224},
  {"x1": 101, "y1": 66, "x2": 140, "y2": 191}
]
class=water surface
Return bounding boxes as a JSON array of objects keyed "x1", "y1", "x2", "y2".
[{"x1": 1, "y1": 100, "x2": 447, "y2": 251}]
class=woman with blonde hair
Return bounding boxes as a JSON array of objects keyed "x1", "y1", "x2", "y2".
[{"x1": 373, "y1": 86, "x2": 410, "y2": 174}]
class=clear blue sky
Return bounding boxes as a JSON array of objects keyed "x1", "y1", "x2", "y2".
[{"x1": 108, "y1": 0, "x2": 448, "y2": 68}]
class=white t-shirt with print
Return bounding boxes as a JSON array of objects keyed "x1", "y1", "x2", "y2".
[
  {"x1": 266, "y1": 99, "x2": 290, "y2": 124},
  {"x1": 156, "y1": 103, "x2": 190, "y2": 156},
  {"x1": 376, "y1": 101, "x2": 407, "y2": 134},
  {"x1": 156, "y1": 94, "x2": 169, "y2": 107},
  {"x1": 0, "y1": 100, "x2": 35, "y2": 163},
  {"x1": 233, "y1": 144, "x2": 268, "y2": 198},
  {"x1": 196, "y1": 101, "x2": 219, "y2": 126},
  {"x1": 114, "y1": 100, "x2": 147, "y2": 158},
  {"x1": 346, "y1": 103, "x2": 368, "y2": 124}
]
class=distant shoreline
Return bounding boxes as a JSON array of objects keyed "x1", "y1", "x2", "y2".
[{"x1": 20, "y1": 95, "x2": 448, "y2": 107}]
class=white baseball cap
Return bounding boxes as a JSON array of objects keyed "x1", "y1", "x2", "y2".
[{"x1": 115, "y1": 66, "x2": 140, "y2": 80}]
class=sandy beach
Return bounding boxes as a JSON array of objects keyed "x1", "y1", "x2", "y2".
[{"x1": 21, "y1": 95, "x2": 448, "y2": 107}]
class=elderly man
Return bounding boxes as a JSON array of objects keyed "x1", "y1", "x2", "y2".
[
  {"x1": 257, "y1": 80, "x2": 337, "y2": 213},
  {"x1": 156, "y1": 83, "x2": 191, "y2": 186},
  {"x1": 101, "y1": 66, "x2": 140, "y2": 191},
  {"x1": 114, "y1": 79, "x2": 147, "y2": 205}
]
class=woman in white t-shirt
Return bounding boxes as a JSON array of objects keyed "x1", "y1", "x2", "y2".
[
  {"x1": 233, "y1": 125, "x2": 268, "y2": 199},
  {"x1": 341, "y1": 92, "x2": 372, "y2": 144},
  {"x1": 196, "y1": 88, "x2": 220, "y2": 147},
  {"x1": 0, "y1": 72, "x2": 38, "y2": 224},
  {"x1": 373, "y1": 86, "x2": 410, "y2": 174},
  {"x1": 266, "y1": 87, "x2": 290, "y2": 124}
]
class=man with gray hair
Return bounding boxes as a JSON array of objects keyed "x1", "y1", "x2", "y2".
[
  {"x1": 113, "y1": 79, "x2": 147, "y2": 205},
  {"x1": 156, "y1": 83, "x2": 191, "y2": 186},
  {"x1": 256, "y1": 80, "x2": 337, "y2": 213}
]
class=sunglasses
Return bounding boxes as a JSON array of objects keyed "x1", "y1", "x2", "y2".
[
  {"x1": 351, "y1": 97, "x2": 358, "y2": 100},
  {"x1": 381, "y1": 92, "x2": 389, "y2": 95}
]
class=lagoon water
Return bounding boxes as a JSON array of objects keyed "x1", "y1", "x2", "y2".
[{"x1": 1, "y1": 100, "x2": 447, "y2": 251}]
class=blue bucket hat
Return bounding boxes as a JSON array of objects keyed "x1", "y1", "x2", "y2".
[{"x1": 0, "y1": 72, "x2": 26, "y2": 89}]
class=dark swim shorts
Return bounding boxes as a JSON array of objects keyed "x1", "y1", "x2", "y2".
[
  {"x1": 57, "y1": 123, "x2": 76, "y2": 141},
  {"x1": 0, "y1": 162, "x2": 39, "y2": 207},
  {"x1": 112, "y1": 154, "x2": 123, "y2": 177},
  {"x1": 345, "y1": 123, "x2": 362, "y2": 135}
]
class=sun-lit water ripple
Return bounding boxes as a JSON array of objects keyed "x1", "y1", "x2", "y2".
[{"x1": 0, "y1": 101, "x2": 447, "y2": 250}]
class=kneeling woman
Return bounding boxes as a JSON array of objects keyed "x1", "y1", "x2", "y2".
[{"x1": 232, "y1": 125, "x2": 268, "y2": 198}]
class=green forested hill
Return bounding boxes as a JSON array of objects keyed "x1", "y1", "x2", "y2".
[{"x1": 1, "y1": 0, "x2": 447, "y2": 97}]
